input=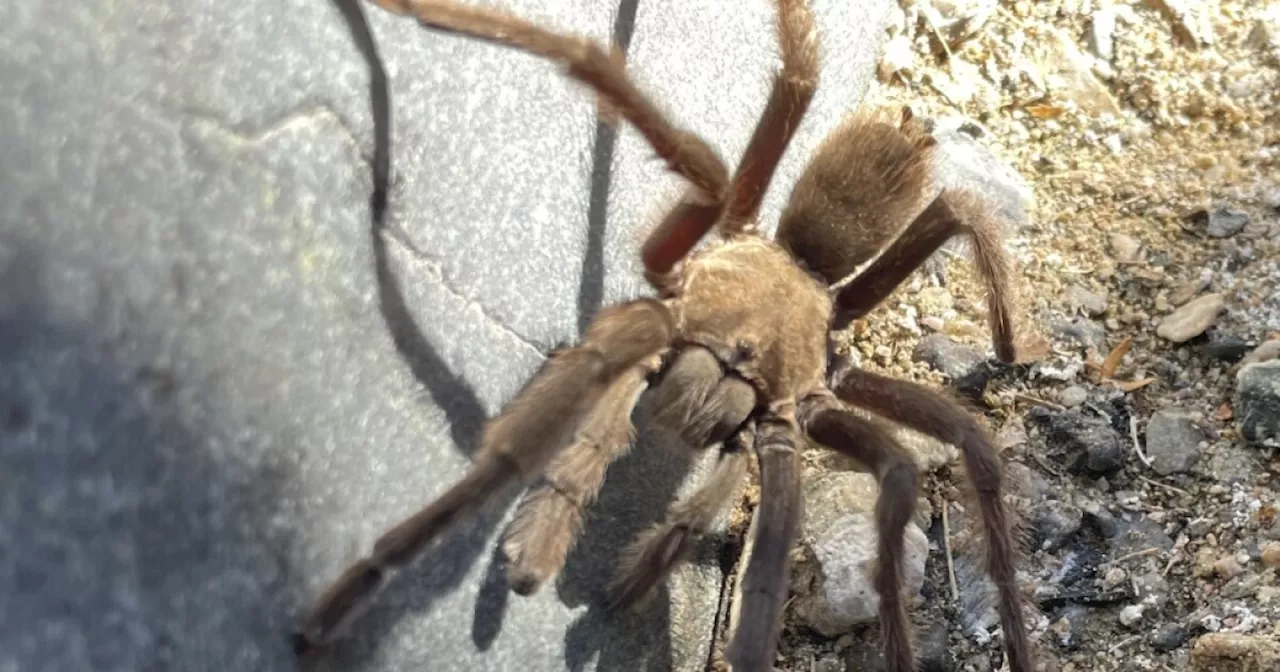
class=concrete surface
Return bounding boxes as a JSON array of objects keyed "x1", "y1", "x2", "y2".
[{"x1": 0, "y1": 0, "x2": 892, "y2": 670}]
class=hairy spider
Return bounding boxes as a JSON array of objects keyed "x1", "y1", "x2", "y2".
[{"x1": 295, "y1": 1, "x2": 1040, "y2": 670}]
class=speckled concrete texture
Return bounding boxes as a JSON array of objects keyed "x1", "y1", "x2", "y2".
[{"x1": 0, "y1": 0, "x2": 891, "y2": 670}]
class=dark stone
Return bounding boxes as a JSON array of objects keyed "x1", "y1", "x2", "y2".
[
  {"x1": 1206, "y1": 207, "x2": 1250, "y2": 238},
  {"x1": 1150, "y1": 623, "x2": 1189, "y2": 651},
  {"x1": 913, "y1": 333, "x2": 987, "y2": 380},
  {"x1": 1032, "y1": 499, "x2": 1084, "y2": 551},
  {"x1": 1199, "y1": 334, "x2": 1254, "y2": 362},
  {"x1": 918, "y1": 622, "x2": 955, "y2": 672},
  {"x1": 1238, "y1": 361, "x2": 1280, "y2": 447},
  {"x1": 844, "y1": 639, "x2": 887, "y2": 672},
  {"x1": 843, "y1": 622, "x2": 955, "y2": 672},
  {"x1": 1027, "y1": 406, "x2": 1127, "y2": 475},
  {"x1": 1066, "y1": 285, "x2": 1109, "y2": 316},
  {"x1": 1108, "y1": 516, "x2": 1175, "y2": 559}
]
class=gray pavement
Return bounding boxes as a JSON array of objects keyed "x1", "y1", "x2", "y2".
[{"x1": 0, "y1": 1, "x2": 892, "y2": 670}]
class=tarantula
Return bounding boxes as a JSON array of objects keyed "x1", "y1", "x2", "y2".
[{"x1": 295, "y1": 1, "x2": 1039, "y2": 670}]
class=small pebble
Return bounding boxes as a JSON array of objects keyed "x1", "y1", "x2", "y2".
[
  {"x1": 1156, "y1": 293, "x2": 1225, "y2": 343},
  {"x1": 1145, "y1": 409, "x2": 1205, "y2": 475},
  {"x1": 1262, "y1": 184, "x2": 1280, "y2": 210},
  {"x1": 1088, "y1": 7, "x2": 1117, "y2": 59},
  {"x1": 1067, "y1": 284, "x2": 1109, "y2": 317},
  {"x1": 912, "y1": 333, "x2": 985, "y2": 380},
  {"x1": 1261, "y1": 541, "x2": 1280, "y2": 568},
  {"x1": 1051, "y1": 318, "x2": 1108, "y2": 349},
  {"x1": 1109, "y1": 232, "x2": 1143, "y2": 262},
  {"x1": 1237, "y1": 361, "x2": 1280, "y2": 446},
  {"x1": 1240, "y1": 339, "x2": 1280, "y2": 367},
  {"x1": 1049, "y1": 605, "x2": 1091, "y2": 651},
  {"x1": 1059, "y1": 385, "x2": 1089, "y2": 407},
  {"x1": 1206, "y1": 207, "x2": 1250, "y2": 238},
  {"x1": 1187, "y1": 518, "x2": 1214, "y2": 537},
  {"x1": 1151, "y1": 623, "x2": 1189, "y2": 652},
  {"x1": 1213, "y1": 555, "x2": 1246, "y2": 580},
  {"x1": 1191, "y1": 633, "x2": 1280, "y2": 669},
  {"x1": 1118, "y1": 604, "x2": 1144, "y2": 628}
]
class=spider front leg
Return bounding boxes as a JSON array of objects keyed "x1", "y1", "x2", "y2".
[
  {"x1": 833, "y1": 368, "x2": 1034, "y2": 672},
  {"x1": 726, "y1": 404, "x2": 804, "y2": 672},
  {"x1": 720, "y1": 0, "x2": 819, "y2": 232},
  {"x1": 364, "y1": 0, "x2": 732, "y2": 291},
  {"x1": 798, "y1": 391, "x2": 922, "y2": 672},
  {"x1": 642, "y1": 0, "x2": 820, "y2": 283},
  {"x1": 293, "y1": 299, "x2": 673, "y2": 654},
  {"x1": 501, "y1": 363, "x2": 651, "y2": 596}
]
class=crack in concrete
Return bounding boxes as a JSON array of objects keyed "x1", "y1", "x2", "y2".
[
  {"x1": 179, "y1": 102, "x2": 367, "y2": 155},
  {"x1": 380, "y1": 231, "x2": 546, "y2": 360},
  {"x1": 167, "y1": 100, "x2": 545, "y2": 360}
]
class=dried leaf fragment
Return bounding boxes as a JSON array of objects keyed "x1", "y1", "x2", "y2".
[
  {"x1": 1100, "y1": 336, "x2": 1133, "y2": 379},
  {"x1": 1025, "y1": 102, "x2": 1065, "y2": 119},
  {"x1": 1111, "y1": 377, "x2": 1156, "y2": 393}
]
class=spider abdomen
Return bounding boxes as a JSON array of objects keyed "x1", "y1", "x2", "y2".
[
  {"x1": 776, "y1": 109, "x2": 937, "y2": 285},
  {"x1": 672, "y1": 237, "x2": 830, "y2": 402}
]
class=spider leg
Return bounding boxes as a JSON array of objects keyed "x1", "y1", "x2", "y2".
[
  {"x1": 725, "y1": 405, "x2": 803, "y2": 672},
  {"x1": 721, "y1": 0, "x2": 819, "y2": 233},
  {"x1": 828, "y1": 192, "x2": 961, "y2": 329},
  {"x1": 294, "y1": 298, "x2": 673, "y2": 653},
  {"x1": 831, "y1": 368, "x2": 1034, "y2": 672},
  {"x1": 609, "y1": 430, "x2": 747, "y2": 606},
  {"x1": 608, "y1": 430, "x2": 751, "y2": 611},
  {"x1": 363, "y1": 0, "x2": 729, "y2": 284},
  {"x1": 950, "y1": 191, "x2": 1022, "y2": 363},
  {"x1": 798, "y1": 391, "x2": 921, "y2": 672},
  {"x1": 501, "y1": 364, "x2": 650, "y2": 596},
  {"x1": 608, "y1": 347, "x2": 757, "y2": 608},
  {"x1": 830, "y1": 188, "x2": 1022, "y2": 363}
]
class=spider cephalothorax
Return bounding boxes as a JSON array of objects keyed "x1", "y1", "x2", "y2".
[{"x1": 295, "y1": 2, "x2": 1038, "y2": 670}]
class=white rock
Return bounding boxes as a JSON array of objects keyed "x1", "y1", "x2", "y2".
[
  {"x1": 792, "y1": 470, "x2": 930, "y2": 636},
  {"x1": 879, "y1": 34, "x2": 915, "y2": 80},
  {"x1": 1119, "y1": 604, "x2": 1145, "y2": 628},
  {"x1": 1036, "y1": 27, "x2": 1122, "y2": 116},
  {"x1": 1088, "y1": 7, "x2": 1117, "y2": 60}
]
